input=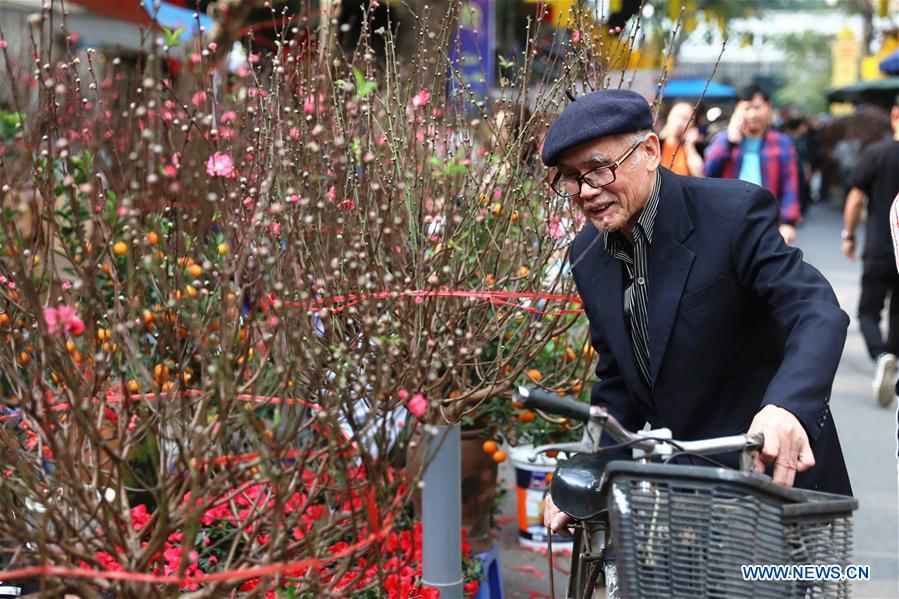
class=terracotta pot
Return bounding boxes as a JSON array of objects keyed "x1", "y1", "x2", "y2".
[
  {"x1": 459, "y1": 428, "x2": 499, "y2": 553},
  {"x1": 407, "y1": 428, "x2": 499, "y2": 554}
]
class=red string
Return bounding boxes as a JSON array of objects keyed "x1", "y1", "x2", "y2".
[
  {"x1": 0, "y1": 391, "x2": 320, "y2": 423},
  {"x1": 266, "y1": 288, "x2": 584, "y2": 316}
]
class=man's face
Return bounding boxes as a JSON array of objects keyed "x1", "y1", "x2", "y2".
[
  {"x1": 554, "y1": 133, "x2": 661, "y2": 234},
  {"x1": 741, "y1": 93, "x2": 770, "y2": 137}
]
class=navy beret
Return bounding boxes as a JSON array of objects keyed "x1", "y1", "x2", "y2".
[{"x1": 541, "y1": 89, "x2": 653, "y2": 166}]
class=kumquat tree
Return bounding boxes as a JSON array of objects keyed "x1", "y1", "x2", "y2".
[{"x1": 0, "y1": 1, "x2": 677, "y2": 596}]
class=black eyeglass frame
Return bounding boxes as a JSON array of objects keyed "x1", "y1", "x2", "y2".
[{"x1": 550, "y1": 134, "x2": 650, "y2": 198}]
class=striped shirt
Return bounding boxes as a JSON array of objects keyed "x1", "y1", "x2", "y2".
[{"x1": 604, "y1": 171, "x2": 661, "y2": 386}]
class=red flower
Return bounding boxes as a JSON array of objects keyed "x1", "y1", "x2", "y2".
[
  {"x1": 420, "y1": 586, "x2": 440, "y2": 599},
  {"x1": 93, "y1": 551, "x2": 124, "y2": 573},
  {"x1": 130, "y1": 504, "x2": 150, "y2": 531}
]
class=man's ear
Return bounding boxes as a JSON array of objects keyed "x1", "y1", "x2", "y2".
[{"x1": 643, "y1": 133, "x2": 662, "y2": 171}]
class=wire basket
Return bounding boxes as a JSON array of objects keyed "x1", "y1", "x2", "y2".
[{"x1": 601, "y1": 461, "x2": 857, "y2": 599}]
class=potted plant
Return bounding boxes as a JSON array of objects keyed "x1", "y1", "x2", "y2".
[{"x1": 476, "y1": 308, "x2": 597, "y2": 548}]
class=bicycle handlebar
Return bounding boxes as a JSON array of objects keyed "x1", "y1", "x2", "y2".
[
  {"x1": 514, "y1": 385, "x2": 764, "y2": 457},
  {"x1": 516, "y1": 386, "x2": 591, "y2": 422}
]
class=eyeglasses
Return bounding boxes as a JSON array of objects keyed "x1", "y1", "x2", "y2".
[{"x1": 550, "y1": 135, "x2": 649, "y2": 198}]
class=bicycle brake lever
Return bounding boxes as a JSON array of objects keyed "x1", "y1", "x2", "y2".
[{"x1": 528, "y1": 442, "x2": 591, "y2": 462}]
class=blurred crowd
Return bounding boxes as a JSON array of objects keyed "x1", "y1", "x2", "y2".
[{"x1": 657, "y1": 88, "x2": 896, "y2": 219}]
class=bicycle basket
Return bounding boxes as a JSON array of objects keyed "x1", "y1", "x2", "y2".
[{"x1": 600, "y1": 461, "x2": 856, "y2": 599}]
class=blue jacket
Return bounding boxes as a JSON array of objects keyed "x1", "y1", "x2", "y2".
[{"x1": 570, "y1": 168, "x2": 851, "y2": 495}]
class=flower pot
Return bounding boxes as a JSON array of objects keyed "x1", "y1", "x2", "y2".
[
  {"x1": 508, "y1": 444, "x2": 573, "y2": 549},
  {"x1": 407, "y1": 428, "x2": 499, "y2": 554},
  {"x1": 459, "y1": 428, "x2": 499, "y2": 553}
]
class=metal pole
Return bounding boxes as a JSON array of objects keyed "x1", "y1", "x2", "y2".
[{"x1": 421, "y1": 423, "x2": 463, "y2": 598}]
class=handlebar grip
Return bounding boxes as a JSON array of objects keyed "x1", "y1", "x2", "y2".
[{"x1": 514, "y1": 386, "x2": 591, "y2": 422}]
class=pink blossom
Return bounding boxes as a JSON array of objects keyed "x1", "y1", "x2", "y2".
[
  {"x1": 341, "y1": 199, "x2": 356, "y2": 211},
  {"x1": 206, "y1": 152, "x2": 237, "y2": 178},
  {"x1": 572, "y1": 30, "x2": 581, "y2": 44},
  {"x1": 0, "y1": 40, "x2": 7, "y2": 49},
  {"x1": 191, "y1": 91, "x2": 207, "y2": 107},
  {"x1": 220, "y1": 110, "x2": 237, "y2": 123},
  {"x1": 326, "y1": 185, "x2": 336, "y2": 202},
  {"x1": 407, "y1": 393, "x2": 428, "y2": 418},
  {"x1": 207, "y1": 42, "x2": 217, "y2": 52},
  {"x1": 287, "y1": 194, "x2": 300, "y2": 204},
  {"x1": 243, "y1": 196, "x2": 255, "y2": 210},
  {"x1": 44, "y1": 304, "x2": 85, "y2": 337},
  {"x1": 412, "y1": 90, "x2": 431, "y2": 109},
  {"x1": 214, "y1": 127, "x2": 235, "y2": 140},
  {"x1": 190, "y1": 53, "x2": 202, "y2": 64},
  {"x1": 547, "y1": 216, "x2": 564, "y2": 240},
  {"x1": 61, "y1": 281, "x2": 72, "y2": 292},
  {"x1": 396, "y1": 389, "x2": 410, "y2": 401}
]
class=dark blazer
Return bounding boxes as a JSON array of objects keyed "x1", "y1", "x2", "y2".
[{"x1": 570, "y1": 167, "x2": 852, "y2": 495}]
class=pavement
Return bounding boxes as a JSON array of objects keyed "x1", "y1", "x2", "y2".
[{"x1": 491, "y1": 203, "x2": 899, "y2": 598}]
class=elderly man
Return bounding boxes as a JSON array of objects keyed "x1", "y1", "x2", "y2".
[{"x1": 541, "y1": 89, "x2": 851, "y2": 534}]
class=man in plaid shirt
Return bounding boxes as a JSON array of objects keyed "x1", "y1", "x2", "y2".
[{"x1": 704, "y1": 85, "x2": 800, "y2": 246}]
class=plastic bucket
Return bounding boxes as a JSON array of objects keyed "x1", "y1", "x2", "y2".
[{"x1": 508, "y1": 445, "x2": 573, "y2": 549}]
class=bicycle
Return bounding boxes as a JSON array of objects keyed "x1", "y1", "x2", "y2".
[{"x1": 513, "y1": 386, "x2": 858, "y2": 599}]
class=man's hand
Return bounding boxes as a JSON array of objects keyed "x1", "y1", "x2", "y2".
[
  {"x1": 778, "y1": 223, "x2": 797, "y2": 246},
  {"x1": 841, "y1": 238, "x2": 856, "y2": 260},
  {"x1": 543, "y1": 493, "x2": 573, "y2": 535},
  {"x1": 747, "y1": 404, "x2": 815, "y2": 487}
]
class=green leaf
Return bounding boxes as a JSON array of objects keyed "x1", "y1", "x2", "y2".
[
  {"x1": 352, "y1": 67, "x2": 377, "y2": 98},
  {"x1": 445, "y1": 163, "x2": 469, "y2": 176},
  {"x1": 163, "y1": 26, "x2": 184, "y2": 49}
]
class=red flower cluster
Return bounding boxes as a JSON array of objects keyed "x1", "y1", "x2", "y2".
[{"x1": 78, "y1": 468, "x2": 480, "y2": 597}]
